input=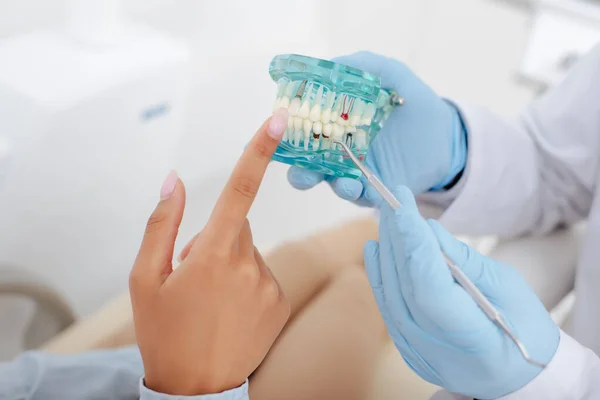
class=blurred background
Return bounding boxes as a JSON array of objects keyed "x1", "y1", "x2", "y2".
[{"x1": 0, "y1": 0, "x2": 598, "y2": 360}]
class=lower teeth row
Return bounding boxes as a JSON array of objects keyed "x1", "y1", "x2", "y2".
[{"x1": 283, "y1": 116, "x2": 367, "y2": 151}]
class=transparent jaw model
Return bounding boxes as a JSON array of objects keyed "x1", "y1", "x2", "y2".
[{"x1": 269, "y1": 54, "x2": 402, "y2": 178}]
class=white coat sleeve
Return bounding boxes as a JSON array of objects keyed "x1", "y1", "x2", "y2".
[
  {"x1": 420, "y1": 44, "x2": 600, "y2": 237},
  {"x1": 429, "y1": 330, "x2": 600, "y2": 400}
]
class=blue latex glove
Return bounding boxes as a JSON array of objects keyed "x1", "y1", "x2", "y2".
[
  {"x1": 364, "y1": 186, "x2": 560, "y2": 399},
  {"x1": 287, "y1": 51, "x2": 467, "y2": 206}
]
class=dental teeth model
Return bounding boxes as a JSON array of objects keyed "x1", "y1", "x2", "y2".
[{"x1": 268, "y1": 54, "x2": 402, "y2": 179}]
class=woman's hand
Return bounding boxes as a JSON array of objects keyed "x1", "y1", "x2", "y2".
[{"x1": 129, "y1": 109, "x2": 290, "y2": 396}]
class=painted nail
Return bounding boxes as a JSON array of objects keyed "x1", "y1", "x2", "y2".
[
  {"x1": 268, "y1": 108, "x2": 288, "y2": 140},
  {"x1": 160, "y1": 170, "x2": 178, "y2": 200}
]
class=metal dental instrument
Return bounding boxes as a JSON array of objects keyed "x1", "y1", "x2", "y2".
[{"x1": 333, "y1": 139, "x2": 547, "y2": 369}]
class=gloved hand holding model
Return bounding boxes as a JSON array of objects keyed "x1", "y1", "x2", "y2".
[
  {"x1": 287, "y1": 51, "x2": 467, "y2": 205},
  {"x1": 365, "y1": 186, "x2": 560, "y2": 399}
]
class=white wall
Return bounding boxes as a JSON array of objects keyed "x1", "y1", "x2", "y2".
[
  {"x1": 0, "y1": 0, "x2": 539, "y2": 356},
  {"x1": 123, "y1": 0, "x2": 538, "y2": 247}
]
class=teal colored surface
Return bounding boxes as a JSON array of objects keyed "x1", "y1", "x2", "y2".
[{"x1": 268, "y1": 54, "x2": 397, "y2": 179}]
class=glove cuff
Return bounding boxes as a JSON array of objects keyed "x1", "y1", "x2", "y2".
[{"x1": 431, "y1": 104, "x2": 468, "y2": 191}]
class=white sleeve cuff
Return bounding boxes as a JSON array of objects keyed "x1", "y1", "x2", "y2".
[
  {"x1": 429, "y1": 330, "x2": 600, "y2": 400},
  {"x1": 498, "y1": 330, "x2": 600, "y2": 400},
  {"x1": 419, "y1": 101, "x2": 543, "y2": 237},
  {"x1": 139, "y1": 378, "x2": 249, "y2": 400}
]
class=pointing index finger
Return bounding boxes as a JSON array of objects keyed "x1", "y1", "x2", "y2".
[{"x1": 207, "y1": 108, "x2": 288, "y2": 238}]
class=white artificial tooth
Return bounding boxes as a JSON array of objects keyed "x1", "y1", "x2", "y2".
[
  {"x1": 275, "y1": 78, "x2": 288, "y2": 108},
  {"x1": 349, "y1": 99, "x2": 365, "y2": 126},
  {"x1": 321, "y1": 108, "x2": 331, "y2": 124},
  {"x1": 310, "y1": 104, "x2": 321, "y2": 122},
  {"x1": 338, "y1": 118, "x2": 348, "y2": 127},
  {"x1": 314, "y1": 85, "x2": 324, "y2": 103},
  {"x1": 313, "y1": 121, "x2": 322, "y2": 135},
  {"x1": 294, "y1": 116, "x2": 303, "y2": 132},
  {"x1": 292, "y1": 117, "x2": 302, "y2": 145},
  {"x1": 323, "y1": 123, "x2": 333, "y2": 138},
  {"x1": 312, "y1": 139, "x2": 320, "y2": 151},
  {"x1": 284, "y1": 81, "x2": 296, "y2": 98},
  {"x1": 332, "y1": 123, "x2": 344, "y2": 140},
  {"x1": 284, "y1": 116, "x2": 293, "y2": 142},
  {"x1": 289, "y1": 97, "x2": 301, "y2": 116},
  {"x1": 309, "y1": 105, "x2": 322, "y2": 122},
  {"x1": 355, "y1": 129, "x2": 367, "y2": 150},
  {"x1": 294, "y1": 130, "x2": 302, "y2": 147},
  {"x1": 274, "y1": 78, "x2": 288, "y2": 112},
  {"x1": 280, "y1": 96, "x2": 290, "y2": 109},
  {"x1": 299, "y1": 83, "x2": 312, "y2": 119},
  {"x1": 303, "y1": 120, "x2": 312, "y2": 151},
  {"x1": 362, "y1": 102, "x2": 376, "y2": 119},
  {"x1": 294, "y1": 116, "x2": 302, "y2": 147},
  {"x1": 309, "y1": 86, "x2": 324, "y2": 122},
  {"x1": 345, "y1": 125, "x2": 357, "y2": 134},
  {"x1": 331, "y1": 95, "x2": 343, "y2": 123},
  {"x1": 325, "y1": 90, "x2": 336, "y2": 107},
  {"x1": 299, "y1": 100, "x2": 310, "y2": 119},
  {"x1": 360, "y1": 102, "x2": 376, "y2": 125},
  {"x1": 277, "y1": 78, "x2": 288, "y2": 93},
  {"x1": 321, "y1": 90, "x2": 335, "y2": 123},
  {"x1": 303, "y1": 119, "x2": 312, "y2": 135}
]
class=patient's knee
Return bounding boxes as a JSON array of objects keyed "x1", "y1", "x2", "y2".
[{"x1": 325, "y1": 266, "x2": 383, "y2": 324}]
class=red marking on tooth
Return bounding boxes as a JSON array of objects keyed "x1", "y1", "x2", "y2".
[{"x1": 339, "y1": 95, "x2": 353, "y2": 121}]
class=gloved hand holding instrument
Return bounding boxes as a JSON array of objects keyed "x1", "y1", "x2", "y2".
[{"x1": 334, "y1": 140, "x2": 560, "y2": 399}]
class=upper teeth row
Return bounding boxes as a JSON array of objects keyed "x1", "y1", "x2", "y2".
[{"x1": 273, "y1": 79, "x2": 377, "y2": 128}]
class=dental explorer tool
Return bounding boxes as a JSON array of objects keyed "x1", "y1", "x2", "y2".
[{"x1": 333, "y1": 139, "x2": 547, "y2": 369}]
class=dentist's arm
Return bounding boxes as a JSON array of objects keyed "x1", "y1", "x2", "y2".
[
  {"x1": 367, "y1": 186, "x2": 600, "y2": 400},
  {"x1": 421, "y1": 43, "x2": 600, "y2": 237},
  {"x1": 289, "y1": 47, "x2": 600, "y2": 236}
]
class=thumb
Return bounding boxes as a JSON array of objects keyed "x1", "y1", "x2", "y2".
[
  {"x1": 287, "y1": 166, "x2": 324, "y2": 190},
  {"x1": 329, "y1": 177, "x2": 364, "y2": 201},
  {"x1": 131, "y1": 171, "x2": 186, "y2": 290},
  {"x1": 427, "y1": 219, "x2": 502, "y2": 297},
  {"x1": 363, "y1": 240, "x2": 382, "y2": 291},
  {"x1": 363, "y1": 240, "x2": 397, "y2": 333}
]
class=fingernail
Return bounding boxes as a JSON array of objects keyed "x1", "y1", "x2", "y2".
[
  {"x1": 160, "y1": 170, "x2": 178, "y2": 200},
  {"x1": 268, "y1": 108, "x2": 288, "y2": 140}
]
